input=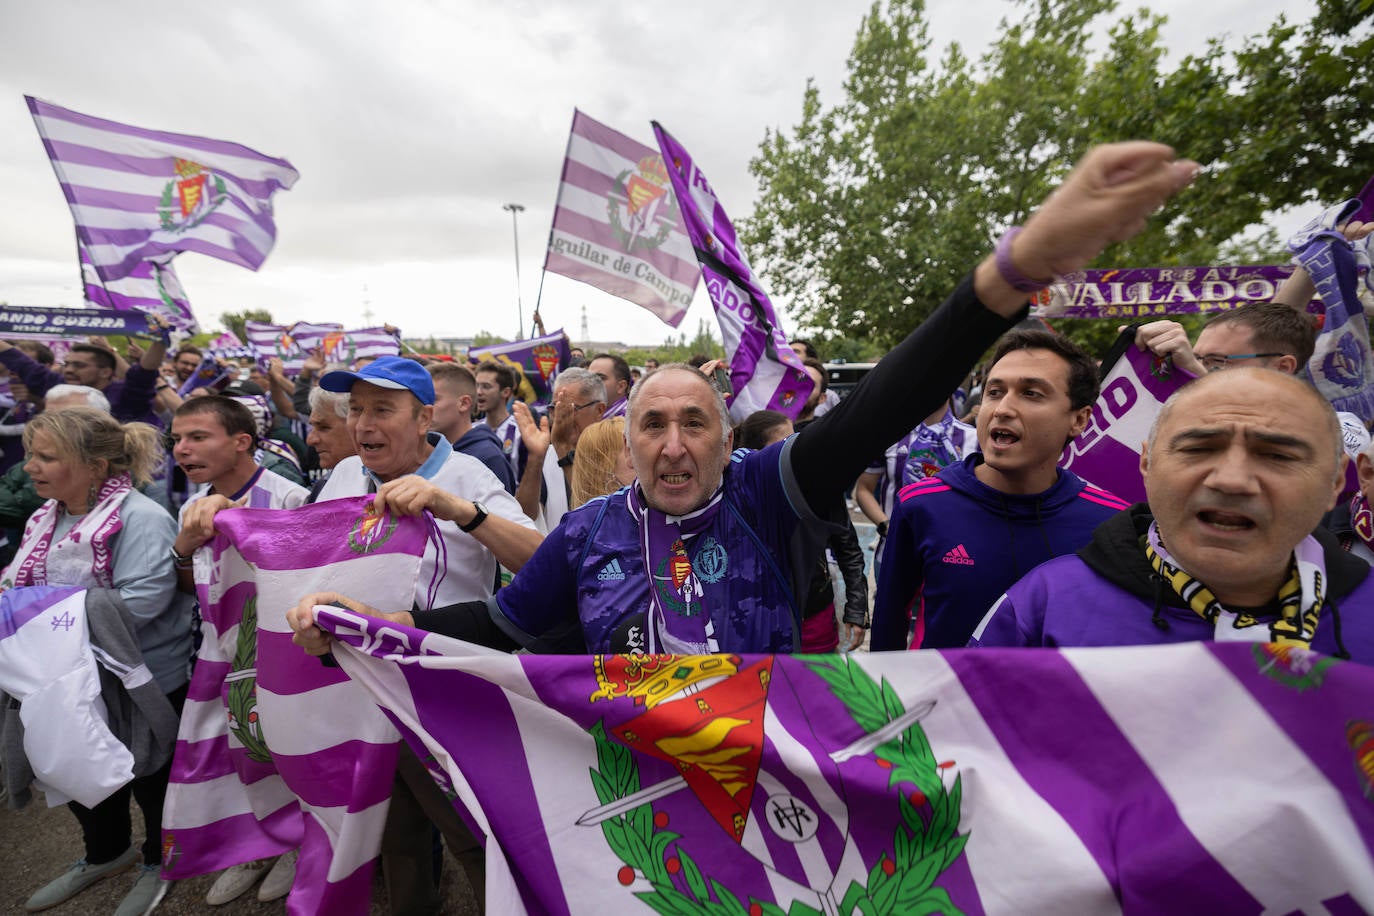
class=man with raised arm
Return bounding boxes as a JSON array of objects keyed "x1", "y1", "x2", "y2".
[{"x1": 290, "y1": 142, "x2": 1199, "y2": 657}]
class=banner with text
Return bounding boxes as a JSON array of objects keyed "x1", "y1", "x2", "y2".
[
  {"x1": 1058, "y1": 331, "x2": 1197, "y2": 503},
  {"x1": 0, "y1": 304, "x2": 156, "y2": 338},
  {"x1": 545, "y1": 110, "x2": 701, "y2": 328},
  {"x1": 1031, "y1": 265, "x2": 1307, "y2": 320},
  {"x1": 653, "y1": 122, "x2": 812, "y2": 421}
]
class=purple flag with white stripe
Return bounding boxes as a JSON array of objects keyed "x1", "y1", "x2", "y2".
[
  {"x1": 1058, "y1": 330, "x2": 1197, "y2": 503},
  {"x1": 545, "y1": 111, "x2": 701, "y2": 328},
  {"x1": 162, "y1": 498, "x2": 433, "y2": 915},
  {"x1": 316, "y1": 613, "x2": 1374, "y2": 913},
  {"x1": 79, "y1": 234, "x2": 200, "y2": 336},
  {"x1": 27, "y1": 96, "x2": 298, "y2": 282},
  {"x1": 653, "y1": 123, "x2": 813, "y2": 422}
]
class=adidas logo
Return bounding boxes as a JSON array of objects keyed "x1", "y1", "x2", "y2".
[
  {"x1": 597, "y1": 558, "x2": 626, "y2": 581},
  {"x1": 941, "y1": 544, "x2": 975, "y2": 566}
]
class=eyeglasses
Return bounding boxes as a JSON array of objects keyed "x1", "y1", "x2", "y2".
[
  {"x1": 1195, "y1": 352, "x2": 1286, "y2": 372},
  {"x1": 551, "y1": 400, "x2": 601, "y2": 415}
]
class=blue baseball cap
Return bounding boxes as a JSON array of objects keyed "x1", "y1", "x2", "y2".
[{"x1": 320, "y1": 356, "x2": 435, "y2": 405}]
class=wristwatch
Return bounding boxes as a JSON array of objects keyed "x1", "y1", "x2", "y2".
[
  {"x1": 876, "y1": 520, "x2": 889, "y2": 539},
  {"x1": 557, "y1": 449, "x2": 576, "y2": 468},
  {"x1": 170, "y1": 545, "x2": 194, "y2": 568},
  {"x1": 460, "y1": 501, "x2": 489, "y2": 533}
]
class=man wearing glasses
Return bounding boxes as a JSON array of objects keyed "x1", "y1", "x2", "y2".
[
  {"x1": 1134, "y1": 301, "x2": 1370, "y2": 458},
  {"x1": 507, "y1": 367, "x2": 607, "y2": 530}
]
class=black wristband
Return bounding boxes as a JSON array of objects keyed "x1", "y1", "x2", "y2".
[
  {"x1": 460, "y1": 501, "x2": 488, "y2": 533},
  {"x1": 557, "y1": 449, "x2": 576, "y2": 468},
  {"x1": 876, "y1": 520, "x2": 888, "y2": 539}
]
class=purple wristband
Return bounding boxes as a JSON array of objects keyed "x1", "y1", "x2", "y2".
[{"x1": 995, "y1": 226, "x2": 1051, "y2": 293}]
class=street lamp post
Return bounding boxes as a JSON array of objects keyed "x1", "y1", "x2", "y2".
[{"x1": 502, "y1": 203, "x2": 526, "y2": 340}]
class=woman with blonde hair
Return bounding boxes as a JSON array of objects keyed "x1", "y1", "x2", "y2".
[
  {"x1": 570, "y1": 416, "x2": 635, "y2": 507},
  {"x1": 6, "y1": 407, "x2": 194, "y2": 916}
]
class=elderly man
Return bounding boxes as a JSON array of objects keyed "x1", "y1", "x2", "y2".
[
  {"x1": 292, "y1": 142, "x2": 1199, "y2": 656},
  {"x1": 315, "y1": 356, "x2": 540, "y2": 603},
  {"x1": 509, "y1": 366, "x2": 606, "y2": 529},
  {"x1": 971, "y1": 368, "x2": 1374, "y2": 659},
  {"x1": 315, "y1": 355, "x2": 542, "y2": 912}
]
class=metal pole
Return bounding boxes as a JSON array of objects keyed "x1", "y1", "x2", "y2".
[{"x1": 502, "y1": 203, "x2": 526, "y2": 340}]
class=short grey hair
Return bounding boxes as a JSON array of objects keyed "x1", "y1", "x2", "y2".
[
  {"x1": 626, "y1": 363, "x2": 732, "y2": 446},
  {"x1": 553, "y1": 367, "x2": 606, "y2": 406},
  {"x1": 44, "y1": 384, "x2": 111, "y2": 413},
  {"x1": 308, "y1": 386, "x2": 350, "y2": 420}
]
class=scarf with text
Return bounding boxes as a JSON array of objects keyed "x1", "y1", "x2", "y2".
[{"x1": 1145, "y1": 521, "x2": 1325, "y2": 647}]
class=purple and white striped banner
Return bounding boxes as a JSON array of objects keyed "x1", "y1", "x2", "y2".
[
  {"x1": 79, "y1": 233, "x2": 199, "y2": 336},
  {"x1": 653, "y1": 123, "x2": 812, "y2": 422},
  {"x1": 545, "y1": 111, "x2": 701, "y2": 328},
  {"x1": 162, "y1": 498, "x2": 431, "y2": 915},
  {"x1": 289, "y1": 323, "x2": 400, "y2": 366},
  {"x1": 27, "y1": 96, "x2": 298, "y2": 282},
  {"x1": 468, "y1": 329, "x2": 571, "y2": 405},
  {"x1": 1031, "y1": 265, "x2": 1303, "y2": 320},
  {"x1": 317, "y1": 609, "x2": 1374, "y2": 914},
  {"x1": 1058, "y1": 332, "x2": 1197, "y2": 503}
]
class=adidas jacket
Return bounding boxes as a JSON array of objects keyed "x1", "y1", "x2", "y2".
[{"x1": 870, "y1": 454, "x2": 1128, "y2": 650}]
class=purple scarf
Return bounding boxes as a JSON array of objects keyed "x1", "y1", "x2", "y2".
[{"x1": 627, "y1": 482, "x2": 725, "y2": 654}]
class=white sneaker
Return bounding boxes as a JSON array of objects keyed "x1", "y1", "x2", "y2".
[
  {"x1": 257, "y1": 849, "x2": 297, "y2": 902},
  {"x1": 204, "y1": 859, "x2": 268, "y2": 905}
]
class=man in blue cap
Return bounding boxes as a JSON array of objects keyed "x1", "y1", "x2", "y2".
[{"x1": 315, "y1": 355, "x2": 540, "y2": 911}]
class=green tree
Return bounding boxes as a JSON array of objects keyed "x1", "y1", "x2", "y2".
[
  {"x1": 745, "y1": 0, "x2": 1374, "y2": 352},
  {"x1": 218, "y1": 308, "x2": 275, "y2": 342}
]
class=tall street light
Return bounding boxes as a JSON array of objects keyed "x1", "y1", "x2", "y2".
[{"x1": 502, "y1": 203, "x2": 525, "y2": 340}]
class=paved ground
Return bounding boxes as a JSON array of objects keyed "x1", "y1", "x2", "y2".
[{"x1": 1, "y1": 795, "x2": 479, "y2": 915}]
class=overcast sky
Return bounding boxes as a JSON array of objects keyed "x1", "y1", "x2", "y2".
[{"x1": 1, "y1": 0, "x2": 1305, "y2": 347}]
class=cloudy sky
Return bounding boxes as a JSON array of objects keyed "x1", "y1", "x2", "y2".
[{"x1": 1, "y1": 0, "x2": 1304, "y2": 347}]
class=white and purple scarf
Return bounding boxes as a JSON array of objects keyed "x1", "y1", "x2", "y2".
[
  {"x1": 627, "y1": 482, "x2": 724, "y2": 654},
  {"x1": 3, "y1": 473, "x2": 132, "y2": 589}
]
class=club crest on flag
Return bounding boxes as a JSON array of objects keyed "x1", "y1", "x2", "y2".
[
  {"x1": 1252, "y1": 643, "x2": 1341, "y2": 692},
  {"x1": 578, "y1": 655, "x2": 966, "y2": 913},
  {"x1": 609, "y1": 154, "x2": 677, "y2": 252},
  {"x1": 348, "y1": 508, "x2": 398, "y2": 554},
  {"x1": 1347, "y1": 720, "x2": 1374, "y2": 800},
  {"x1": 321, "y1": 330, "x2": 355, "y2": 364},
  {"x1": 160, "y1": 158, "x2": 228, "y2": 232},
  {"x1": 531, "y1": 343, "x2": 560, "y2": 386}
]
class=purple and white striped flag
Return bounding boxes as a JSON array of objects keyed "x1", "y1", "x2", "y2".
[
  {"x1": 289, "y1": 323, "x2": 401, "y2": 367},
  {"x1": 545, "y1": 111, "x2": 701, "y2": 328},
  {"x1": 79, "y1": 234, "x2": 200, "y2": 336},
  {"x1": 653, "y1": 123, "x2": 813, "y2": 422},
  {"x1": 243, "y1": 320, "x2": 313, "y2": 372},
  {"x1": 1058, "y1": 330, "x2": 1197, "y2": 503},
  {"x1": 316, "y1": 611, "x2": 1374, "y2": 914},
  {"x1": 162, "y1": 499, "x2": 434, "y2": 915},
  {"x1": 27, "y1": 96, "x2": 298, "y2": 282}
]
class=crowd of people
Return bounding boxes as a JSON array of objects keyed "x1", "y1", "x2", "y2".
[{"x1": 1, "y1": 141, "x2": 1369, "y2": 913}]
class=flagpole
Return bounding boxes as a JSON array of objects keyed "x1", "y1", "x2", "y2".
[{"x1": 530, "y1": 108, "x2": 582, "y2": 340}]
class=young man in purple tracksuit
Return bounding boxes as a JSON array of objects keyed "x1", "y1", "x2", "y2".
[{"x1": 871, "y1": 331, "x2": 1130, "y2": 650}]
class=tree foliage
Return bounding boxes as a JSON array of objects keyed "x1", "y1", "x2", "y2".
[
  {"x1": 743, "y1": 0, "x2": 1374, "y2": 351},
  {"x1": 217, "y1": 308, "x2": 275, "y2": 341}
]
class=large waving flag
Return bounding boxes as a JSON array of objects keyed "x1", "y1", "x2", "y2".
[
  {"x1": 79, "y1": 234, "x2": 199, "y2": 336},
  {"x1": 545, "y1": 111, "x2": 701, "y2": 328},
  {"x1": 653, "y1": 123, "x2": 813, "y2": 421},
  {"x1": 317, "y1": 612, "x2": 1374, "y2": 914},
  {"x1": 162, "y1": 499, "x2": 432, "y2": 915},
  {"x1": 468, "y1": 328, "x2": 572, "y2": 405},
  {"x1": 27, "y1": 96, "x2": 298, "y2": 282}
]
